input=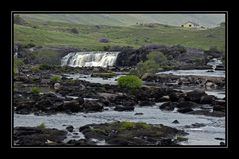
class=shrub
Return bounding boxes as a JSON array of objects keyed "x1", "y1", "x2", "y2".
[
  {"x1": 31, "y1": 66, "x2": 40, "y2": 72},
  {"x1": 32, "y1": 49, "x2": 59, "y2": 65},
  {"x1": 39, "y1": 64, "x2": 53, "y2": 70},
  {"x1": 117, "y1": 75, "x2": 142, "y2": 93},
  {"x1": 131, "y1": 51, "x2": 167, "y2": 78},
  {"x1": 99, "y1": 37, "x2": 109, "y2": 43},
  {"x1": 50, "y1": 75, "x2": 62, "y2": 82},
  {"x1": 37, "y1": 122, "x2": 46, "y2": 129},
  {"x1": 31, "y1": 87, "x2": 41, "y2": 94},
  {"x1": 70, "y1": 28, "x2": 79, "y2": 34}
]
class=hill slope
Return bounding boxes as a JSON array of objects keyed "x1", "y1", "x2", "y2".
[
  {"x1": 19, "y1": 14, "x2": 225, "y2": 28},
  {"x1": 14, "y1": 19, "x2": 225, "y2": 51}
]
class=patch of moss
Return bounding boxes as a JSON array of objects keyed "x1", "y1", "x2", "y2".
[{"x1": 92, "y1": 72, "x2": 116, "y2": 78}]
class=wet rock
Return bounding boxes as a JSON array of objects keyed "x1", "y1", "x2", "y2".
[
  {"x1": 177, "y1": 107, "x2": 194, "y2": 113},
  {"x1": 63, "y1": 98, "x2": 84, "y2": 112},
  {"x1": 14, "y1": 127, "x2": 67, "y2": 146},
  {"x1": 172, "y1": 120, "x2": 179, "y2": 124},
  {"x1": 213, "y1": 100, "x2": 225, "y2": 107},
  {"x1": 185, "y1": 89, "x2": 207, "y2": 103},
  {"x1": 67, "y1": 139, "x2": 89, "y2": 145},
  {"x1": 134, "y1": 113, "x2": 144, "y2": 115},
  {"x1": 158, "y1": 96, "x2": 170, "y2": 102},
  {"x1": 82, "y1": 100, "x2": 104, "y2": 112},
  {"x1": 114, "y1": 105, "x2": 134, "y2": 111},
  {"x1": 79, "y1": 122, "x2": 187, "y2": 145},
  {"x1": 184, "y1": 123, "x2": 206, "y2": 128},
  {"x1": 176, "y1": 101, "x2": 198, "y2": 108},
  {"x1": 138, "y1": 100, "x2": 155, "y2": 106},
  {"x1": 169, "y1": 92, "x2": 185, "y2": 102},
  {"x1": 66, "y1": 125, "x2": 74, "y2": 132},
  {"x1": 159, "y1": 102, "x2": 177, "y2": 111},
  {"x1": 213, "y1": 105, "x2": 225, "y2": 112},
  {"x1": 215, "y1": 137, "x2": 224, "y2": 140},
  {"x1": 109, "y1": 95, "x2": 137, "y2": 107},
  {"x1": 200, "y1": 95, "x2": 216, "y2": 104},
  {"x1": 35, "y1": 93, "x2": 64, "y2": 111}
]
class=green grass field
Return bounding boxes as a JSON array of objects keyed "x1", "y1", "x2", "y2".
[{"x1": 14, "y1": 20, "x2": 225, "y2": 52}]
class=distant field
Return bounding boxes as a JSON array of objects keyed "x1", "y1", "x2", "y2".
[{"x1": 14, "y1": 20, "x2": 225, "y2": 52}]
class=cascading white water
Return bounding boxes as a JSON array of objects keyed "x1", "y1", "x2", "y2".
[
  {"x1": 207, "y1": 58, "x2": 223, "y2": 70},
  {"x1": 61, "y1": 52, "x2": 119, "y2": 67}
]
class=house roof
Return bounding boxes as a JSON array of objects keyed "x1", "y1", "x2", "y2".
[{"x1": 183, "y1": 21, "x2": 200, "y2": 26}]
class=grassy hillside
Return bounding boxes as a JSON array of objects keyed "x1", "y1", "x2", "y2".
[
  {"x1": 19, "y1": 14, "x2": 225, "y2": 28},
  {"x1": 14, "y1": 19, "x2": 225, "y2": 52}
]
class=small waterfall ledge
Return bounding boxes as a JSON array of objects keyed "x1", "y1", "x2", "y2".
[{"x1": 61, "y1": 52, "x2": 120, "y2": 67}]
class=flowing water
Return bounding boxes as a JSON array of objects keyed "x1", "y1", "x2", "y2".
[
  {"x1": 61, "y1": 52, "x2": 119, "y2": 67},
  {"x1": 14, "y1": 105, "x2": 225, "y2": 145},
  {"x1": 156, "y1": 69, "x2": 225, "y2": 77},
  {"x1": 14, "y1": 55, "x2": 226, "y2": 146}
]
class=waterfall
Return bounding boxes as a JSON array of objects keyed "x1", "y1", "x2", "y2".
[
  {"x1": 61, "y1": 52, "x2": 119, "y2": 67},
  {"x1": 207, "y1": 58, "x2": 223, "y2": 71}
]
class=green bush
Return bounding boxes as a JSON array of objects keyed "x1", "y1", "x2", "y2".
[
  {"x1": 70, "y1": 28, "x2": 79, "y2": 34},
  {"x1": 92, "y1": 72, "x2": 116, "y2": 78},
  {"x1": 119, "y1": 121, "x2": 151, "y2": 130},
  {"x1": 31, "y1": 87, "x2": 41, "y2": 94},
  {"x1": 31, "y1": 66, "x2": 40, "y2": 72},
  {"x1": 131, "y1": 51, "x2": 168, "y2": 78},
  {"x1": 14, "y1": 58, "x2": 24, "y2": 74},
  {"x1": 39, "y1": 64, "x2": 53, "y2": 70},
  {"x1": 37, "y1": 122, "x2": 46, "y2": 129},
  {"x1": 51, "y1": 75, "x2": 62, "y2": 82},
  {"x1": 117, "y1": 75, "x2": 142, "y2": 93}
]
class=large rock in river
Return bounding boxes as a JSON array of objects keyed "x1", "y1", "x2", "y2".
[{"x1": 14, "y1": 127, "x2": 67, "y2": 146}]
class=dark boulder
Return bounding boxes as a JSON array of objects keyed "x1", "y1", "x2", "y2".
[
  {"x1": 63, "y1": 99, "x2": 84, "y2": 112},
  {"x1": 67, "y1": 139, "x2": 86, "y2": 145},
  {"x1": 213, "y1": 105, "x2": 225, "y2": 112},
  {"x1": 138, "y1": 101, "x2": 155, "y2": 106},
  {"x1": 159, "y1": 102, "x2": 177, "y2": 111},
  {"x1": 177, "y1": 107, "x2": 194, "y2": 113},
  {"x1": 176, "y1": 101, "x2": 198, "y2": 108},
  {"x1": 82, "y1": 100, "x2": 104, "y2": 112},
  {"x1": 35, "y1": 93, "x2": 64, "y2": 111},
  {"x1": 66, "y1": 125, "x2": 74, "y2": 132},
  {"x1": 200, "y1": 95, "x2": 216, "y2": 104},
  {"x1": 134, "y1": 113, "x2": 144, "y2": 115},
  {"x1": 114, "y1": 105, "x2": 135, "y2": 111},
  {"x1": 185, "y1": 89, "x2": 207, "y2": 103},
  {"x1": 172, "y1": 120, "x2": 180, "y2": 124},
  {"x1": 79, "y1": 122, "x2": 187, "y2": 145},
  {"x1": 14, "y1": 127, "x2": 67, "y2": 146},
  {"x1": 169, "y1": 92, "x2": 185, "y2": 102},
  {"x1": 109, "y1": 95, "x2": 137, "y2": 107}
]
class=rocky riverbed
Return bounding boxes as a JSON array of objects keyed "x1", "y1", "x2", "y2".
[{"x1": 13, "y1": 65, "x2": 226, "y2": 146}]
